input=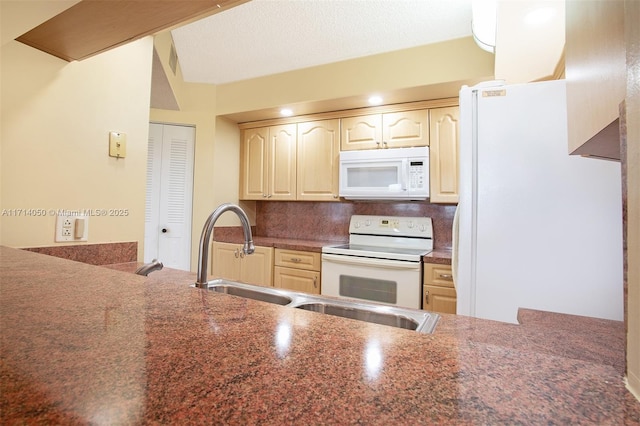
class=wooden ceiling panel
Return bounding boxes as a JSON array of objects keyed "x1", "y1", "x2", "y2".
[{"x1": 15, "y1": 0, "x2": 248, "y2": 62}]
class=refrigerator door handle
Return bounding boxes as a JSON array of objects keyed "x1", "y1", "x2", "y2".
[{"x1": 451, "y1": 204, "x2": 460, "y2": 290}]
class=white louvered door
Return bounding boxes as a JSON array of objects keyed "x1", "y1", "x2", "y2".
[{"x1": 144, "y1": 123, "x2": 194, "y2": 271}]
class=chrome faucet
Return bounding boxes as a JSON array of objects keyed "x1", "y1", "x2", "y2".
[
  {"x1": 135, "y1": 259, "x2": 163, "y2": 276},
  {"x1": 195, "y1": 203, "x2": 255, "y2": 288}
]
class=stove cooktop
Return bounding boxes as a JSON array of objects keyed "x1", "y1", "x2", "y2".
[{"x1": 322, "y1": 243, "x2": 431, "y2": 262}]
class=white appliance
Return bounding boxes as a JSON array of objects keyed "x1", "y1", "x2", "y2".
[
  {"x1": 322, "y1": 215, "x2": 433, "y2": 309},
  {"x1": 339, "y1": 146, "x2": 429, "y2": 200},
  {"x1": 454, "y1": 79, "x2": 623, "y2": 324}
]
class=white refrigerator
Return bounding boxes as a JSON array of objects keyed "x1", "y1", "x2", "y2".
[{"x1": 454, "y1": 79, "x2": 623, "y2": 324}]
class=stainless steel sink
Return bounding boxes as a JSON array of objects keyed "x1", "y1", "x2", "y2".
[
  {"x1": 205, "y1": 280, "x2": 293, "y2": 306},
  {"x1": 198, "y1": 280, "x2": 439, "y2": 334},
  {"x1": 294, "y1": 302, "x2": 421, "y2": 331}
]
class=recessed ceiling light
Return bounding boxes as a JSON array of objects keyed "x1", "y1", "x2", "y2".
[
  {"x1": 280, "y1": 108, "x2": 293, "y2": 117},
  {"x1": 368, "y1": 95, "x2": 383, "y2": 105}
]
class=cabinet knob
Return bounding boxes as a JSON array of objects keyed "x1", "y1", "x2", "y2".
[
  {"x1": 313, "y1": 276, "x2": 318, "y2": 288},
  {"x1": 439, "y1": 274, "x2": 453, "y2": 280},
  {"x1": 424, "y1": 289, "x2": 429, "y2": 304},
  {"x1": 290, "y1": 257, "x2": 301, "y2": 263},
  {"x1": 234, "y1": 249, "x2": 239, "y2": 258},
  {"x1": 161, "y1": 228, "x2": 168, "y2": 233}
]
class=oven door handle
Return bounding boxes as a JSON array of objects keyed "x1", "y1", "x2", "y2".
[{"x1": 322, "y1": 253, "x2": 421, "y2": 271}]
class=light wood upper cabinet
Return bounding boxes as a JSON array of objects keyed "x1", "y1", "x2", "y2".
[
  {"x1": 273, "y1": 249, "x2": 321, "y2": 294},
  {"x1": 240, "y1": 125, "x2": 297, "y2": 200},
  {"x1": 565, "y1": 0, "x2": 625, "y2": 160},
  {"x1": 240, "y1": 127, "x2": 268, "y2": 200},
  {"x1": 270, "y1": 125, "x2": 297, "y2": 200},
  {"x1": 211, "y1": 242, "x2": 273, "y2": 287},
  {"x1": 423, "y1": 263, "x2": 456, "y2": 314},
  {"x1": 297, "y1": 119, "x2": 340, "y2": 201},
  {"x1": 341, "y1": 109, "x2": 429, "y2": 150},
  {"x1": 340, "y1": 115, "x2": 383, "y2": 150},
  {"x1": 383, "y1": 110, "x2": 430, "y2": 148},
  {"x1": 239, "y1": 100, "x2": 460, "y2": 203},
  {"x1": 429, "y1": 107, "x2": 460, "y2": 204}
]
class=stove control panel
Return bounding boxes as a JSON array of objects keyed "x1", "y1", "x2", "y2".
[{"x1": 349, "y1": 215, "x2": 433, "y2": 238}]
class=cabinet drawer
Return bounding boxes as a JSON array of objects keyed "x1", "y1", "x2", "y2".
[
  {"x1": 424, "y1": 263, "x2": 454, "y2": 288},
  {"x1": 274, "y1": 249, "x2": 320, "y2": 271}
]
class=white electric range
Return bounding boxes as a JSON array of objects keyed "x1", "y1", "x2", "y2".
[{"x1": 321, "y1": 215, "x2": 433, "y2": 309}]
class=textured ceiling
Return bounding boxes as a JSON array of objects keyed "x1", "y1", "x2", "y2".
[{"x1": 171, "y1": 0, "x2": 473, "y2": 85}]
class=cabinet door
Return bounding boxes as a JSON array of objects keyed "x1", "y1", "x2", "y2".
[
  {"x1": 240, "y1": 245, "x2": 273, "y2": 287},
  {"x1": 382, "y1": 109, "x2": 430, "y2": 148},
  {"x1": 240, "y1": 127, "x2": 268, "y2": 200},
  {"x1": 211, "y1": 242, "x2": 241, "y2": 280},
  {"x1": 274, "y1": 266, "x2": 320, "y2": 294},
  {"x1": 423, "y1": 285, "x2": 457, "y2": 314},
  {"x1": 340, "y1": 114, "x2": 382, "y2": 150},
  {"x1": 429, "y1": 107, "x2": 460, "y2": 203},
  {"x1": 297, "y1": 119, "x2": 340, "y2": 201},
  {"x1": 269, "y1": 124, "x2": 297, "y2": 200}
]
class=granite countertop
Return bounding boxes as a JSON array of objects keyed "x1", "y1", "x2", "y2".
[{"x1": 1, "y1": 246, "x2": 638, "y2": 424}]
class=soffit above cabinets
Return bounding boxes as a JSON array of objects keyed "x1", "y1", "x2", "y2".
[{"x1": 15, "y1": 0, "x2": 249, "y2": 62}]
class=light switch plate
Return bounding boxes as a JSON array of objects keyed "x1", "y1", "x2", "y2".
[{"x1": 109, "y1": 131, "x2": 126, "y2": 158}]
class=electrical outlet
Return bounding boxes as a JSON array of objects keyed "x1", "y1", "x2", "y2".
[{"x1": 55, "y1": 214, "x2": 88, "y2": 242}]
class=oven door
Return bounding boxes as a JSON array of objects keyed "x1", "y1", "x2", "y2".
[{"x1": 321, "y1": 253, "x2": 422, "y2": 309}]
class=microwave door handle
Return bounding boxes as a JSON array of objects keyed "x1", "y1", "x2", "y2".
[{"x1": 401, "y1": 159, "x2": 408, "y2": 191}]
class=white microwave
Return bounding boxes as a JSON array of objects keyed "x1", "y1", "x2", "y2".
[{"x1": 339, "y1": 146, "x2": 429, "y2": 200}]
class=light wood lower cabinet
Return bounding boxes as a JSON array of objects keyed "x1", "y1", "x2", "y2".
[
  {"x1": 423, "y1": 263, "x2": 456, "y2": 314},
  {"x1": 273, "y1": 248, "x2": 321, "y2": 294},
  {"x1": 211, "y1": 242, "x2": 273, "y2": 287}
]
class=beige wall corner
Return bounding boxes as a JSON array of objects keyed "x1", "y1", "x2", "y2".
[
  {"x1": 494, "y1": 0, "x2": 565, "y2": 84},
  {"x1": 1, "y1": 35, "x2": 154, "y2": 256},
  {"x1": 152, "y1": 32, "x2": 218, "y2": 113}
]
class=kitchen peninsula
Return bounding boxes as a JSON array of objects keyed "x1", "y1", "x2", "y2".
[{"x1": 1, "y1": 246, "x2": 638, "y2": 424}]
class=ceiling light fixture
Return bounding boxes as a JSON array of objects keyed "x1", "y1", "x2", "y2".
[
  {"x1": 368, "y1": 95, "x2": 383, "y2": 105},
  {"x1": 471, "y1": 0, "x2": 497, "y2": 53},
  {"x1": 280, "y1": 108, "x2": 293, "y2": 117}
]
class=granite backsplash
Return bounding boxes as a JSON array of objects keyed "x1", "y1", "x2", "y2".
[{"x1": 255, "y1": 200, "x2": 456, "y2": 249}]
